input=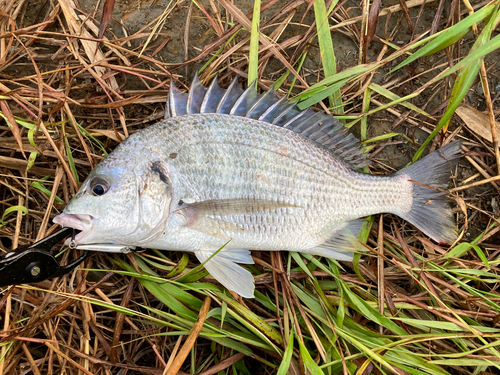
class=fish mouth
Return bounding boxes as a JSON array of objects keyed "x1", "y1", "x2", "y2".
[{"x1": 53, "y1": 213, "x2": 94, "y2": 244}]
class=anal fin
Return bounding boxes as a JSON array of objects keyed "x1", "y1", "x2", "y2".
[
  {"x1": 195, "y1": 249, "x2": 255, "y2": 298},
  {"x1": 305, "y1": 219, "x2": 367, "y2": 261}
]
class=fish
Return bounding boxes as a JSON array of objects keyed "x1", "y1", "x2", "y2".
[{"x1": 53, "y1": 74, "x2": 462, "y2": 298}]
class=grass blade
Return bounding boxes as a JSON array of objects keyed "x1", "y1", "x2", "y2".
[
  {"x1": 390, "y1": 4, "x2": 495, "y2": 73},
  {"x1": 414, "y1": 5, "x2": 500, "y2": 161},
  {"x1": 0, "y1": 205, "x2": 27, "y2": 227},
  {"x1": 276, "y1": 327, "x2": 294, "y2": 375},
  {"x1": 313, "y1": 0, "x2": 342, "y2": 112},
  {"x1": 247, "y1": 0, "x2": 261, "y2": 84}
]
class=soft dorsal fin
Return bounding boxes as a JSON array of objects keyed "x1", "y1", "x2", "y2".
[{"x1": 165, "y1": 74, "x2": 368, "y2": 169}]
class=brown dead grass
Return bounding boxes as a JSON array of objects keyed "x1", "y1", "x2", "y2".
[{"x1": 0, "y1": 0, "x2": 499, "y2": 374}]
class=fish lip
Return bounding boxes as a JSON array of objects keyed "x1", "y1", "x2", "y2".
[{"x1": 53, "y1": 213, "x2": 94, "y2": 244}]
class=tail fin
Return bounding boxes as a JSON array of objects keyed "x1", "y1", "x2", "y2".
[{"x1": 397, "y1": 141, "x2": 462, "y2": 245}]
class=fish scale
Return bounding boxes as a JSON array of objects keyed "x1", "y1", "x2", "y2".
[
  {"x1": 130, "y1": 114, "x2": 409, "y2": 248},
  {"x1": 54, "y1": 74, "x2": 462, "y2": 298}
]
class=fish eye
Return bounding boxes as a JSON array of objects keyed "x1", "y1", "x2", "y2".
[{"x1": 89, "y1": 177, "x2": 110, "y2": 196}]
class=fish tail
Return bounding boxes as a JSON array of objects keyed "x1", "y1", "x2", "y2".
[{"x1": 396, "y1": 141, "x2": 462, "y2": 245}]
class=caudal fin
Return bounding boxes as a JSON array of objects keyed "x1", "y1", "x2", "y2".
[{"x1": 397, "y1": 141, "x2": 462, "y2": 245}]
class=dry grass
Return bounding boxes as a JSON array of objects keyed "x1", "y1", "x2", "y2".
[{"x1": 1, "y1": 0, "x2": 500, "y2": 374}]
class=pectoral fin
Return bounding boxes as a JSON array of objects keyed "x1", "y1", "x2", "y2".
[
  {"x1": 195, "y1": 249, "x2": 255, "y2": 298},
  {"x1": 177, "y1": 198, "x2": 300, "y2": 239},
  {"x1": 177, "y1": 198, "x2": 299, "y2": 216},
  {"x1": 189, "y1": 217, "x2": 246, "y2": 240}
]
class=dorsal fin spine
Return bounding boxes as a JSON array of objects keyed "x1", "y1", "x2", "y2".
[
  {"x1": 165, "y1": 93, "x2": 172, "y2": 119},
  {"x1": 230, "y1": 80, "x2": 257, "y2": 115},
  {"x1": 282, "y1": 110, "x2": 307, "y2": 129},
  {"x1": 169, "y1": 77, "x2": 189, "y2": 116},
  {"x1": 168, "y1": 77, "x2": 177, "y2": 117},
  {"x1": 200, "y1": 81, "x2": 212, "y2": 113},
  {"x1": 188, "y1": 72, "x2": 207, "y2": 115},
  {"x1": 258, "y1": 97, "x2": 286, "y2": 121},
  {"x1": 284, "y1": 108, "x2": 314, "y2": 130},
  {"x1": 217, "y1": 75, "x2": 240, "y2": 113},
  {"x1": 187, "y1": 72, "x2": 200, "y2": 115},
  {"x1": 200, "y1": 74, "x2": 221, "y2": 113},
  {"x1": 165, "y1": 73, "x2": 369, "y2": 169},
  {"x1": 271, "y1": 102, "x2": 297, "y2": 124},
  {"x1": 245, "y1": 88, "x2": 277, "y2": 118}
]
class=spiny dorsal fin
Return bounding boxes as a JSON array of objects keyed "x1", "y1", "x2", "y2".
[
  {"x1": 187, "y1": 72, "x2": 207, "y2": 115},
  {"x1": 165, "y1": 75, "x2": 369, "y2": 169}
]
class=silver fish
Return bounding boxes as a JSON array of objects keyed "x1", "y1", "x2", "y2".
[{"x1": 54, "y1": 74, "x2": 461, "y2": 298}]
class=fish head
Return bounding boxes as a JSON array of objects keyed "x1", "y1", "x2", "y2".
[{"x1": 54, "y1": 144, "x2": 173, "y2": 246}]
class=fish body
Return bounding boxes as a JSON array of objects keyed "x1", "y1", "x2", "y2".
[{"x1": 54, "y1": 75, "x2": 461, "y2": 297}]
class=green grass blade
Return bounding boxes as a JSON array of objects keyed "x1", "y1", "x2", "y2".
[
  {"x1": 298, "y1": 78, "x2": 349, "y2": 109},
  {"x1": 27, "y1": 127, "x2": 37, "y2": 148},
  {"x1": 26, "y1": 151, "x2": 38, "y2": 172},
  {"x1": 297, "y1": 333, "x2": 325, "y2": 375},
  {"x1": 430, "y1": 358, "x2": 500, "y2": 367},
  {"x1": 116, "y1": 259, "x2": 199, "y2": 320},
  {"x1": 360, "y1": 132, "x2": 412, "y2": 144},
  {"x1": 276, "y1": 327, "x2": 294, "y2": 375},
  {"x1": 303, "y1": 64, "x2": 372, "y2": 93},
  {"x1": 369, "y1": 83, "x2": 434, "y2": 118},
  {"x1": 314, "y1": 0, "x2": 342, "y2": 112},
  {"x1": 361, "y1": 86, "x2": 370, "y2": 141},
  {"x1": 247, "y1": 0, "x2": 261, "y2": 84},
  {"x1": 166, "y1": 253, "x2": 190, "y2": 277},
  {"x1": 214, "y1": 291, "x2": 284, "y2": 346},
  {"x1": 340, "y1": 282, "x2": 407, "y2": 336},
  {"x1": 31, "y1": 180, "x2": 64, "y2": 203},
  {"x1": 390, "y1": 4, "x2": 495, "y2": 73},
  {"x1": 0, "y1": 205, "x2": 27, "y2": 226},
  {"x1": 413, "y1": 6, "x2": 500, "y2": 160},
  {"x1": 472, "y1": 245, "x2": 490, "y2": 268},
  {"x1": 64, "y1": 133, "x2": 79, "y2": 185}
]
